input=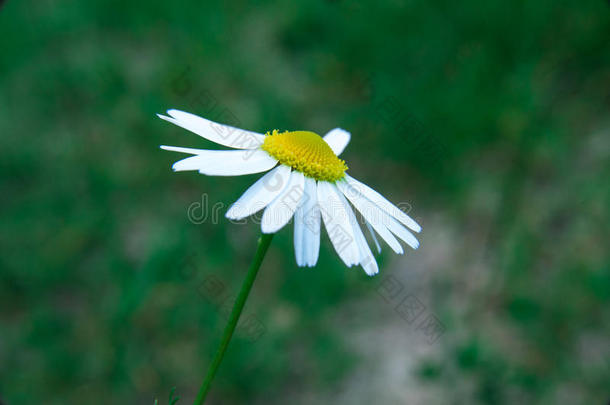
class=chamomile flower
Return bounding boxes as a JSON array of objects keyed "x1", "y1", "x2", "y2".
[{"x1": 159, "y1": 109, "x2": 421, "y2": 275}]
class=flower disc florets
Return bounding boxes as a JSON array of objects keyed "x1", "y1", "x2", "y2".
[{"x1": 261, "y1": 130, "x2": 348, "y2": 182}]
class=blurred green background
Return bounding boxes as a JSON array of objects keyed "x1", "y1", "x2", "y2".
[{"x1": 1, "y1": 0, "x2": 609, "y2": 404}]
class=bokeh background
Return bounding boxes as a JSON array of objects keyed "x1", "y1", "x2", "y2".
[{"x1": 1, "y1": 1, "x2": 609, "y2": 404}]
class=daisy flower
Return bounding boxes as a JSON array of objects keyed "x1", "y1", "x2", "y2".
[{"x1": 159, "y1": 109, "x2": 421, "y2": 275}]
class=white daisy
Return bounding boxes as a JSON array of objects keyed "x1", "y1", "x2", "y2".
[{"x1": 159, "y1": 109, "x2": 421, "y2": 275}]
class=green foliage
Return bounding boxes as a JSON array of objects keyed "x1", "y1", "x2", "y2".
[{"x1": 154, "y1": 387, "x2": 180, "y2": 405}]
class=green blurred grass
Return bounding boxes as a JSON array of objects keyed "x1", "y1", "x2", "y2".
[{"x1": 1, "y1": 0, "x2": 609, "y2": 404}]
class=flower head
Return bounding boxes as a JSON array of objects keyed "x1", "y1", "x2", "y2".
[{"x1": 159, "y1": 109, "x2": 421, "y2": 275}]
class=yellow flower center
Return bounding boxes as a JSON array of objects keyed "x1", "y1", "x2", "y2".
[{"x1": 261, "y1": 130, "x2": 348, "y2": 182}]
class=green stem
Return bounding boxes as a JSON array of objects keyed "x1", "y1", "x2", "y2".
[{"x1": 193, "y1": 233, "x2": 274, "y2": 405}]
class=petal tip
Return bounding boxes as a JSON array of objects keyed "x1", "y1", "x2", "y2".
[{"x1": 261, "y1": 222, "x2": 278, "y2": 234}]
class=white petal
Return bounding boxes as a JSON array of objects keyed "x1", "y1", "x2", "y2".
[
  {"x1": 365, "y1": 221, "x2": 382, "y2": 254},
  {"x1": 355, "y1": 228, "x2": 378, "y2": 275},
  {"x1": 294, "y1": 215, "x2": 306, "y2": 266},
  {"x1": 294, "y1": 177, "x2": 321, "y2": 267},
  {"x1": 170, "y1": 149, "x2": 277, "y2": 176},
  {"x1": 161, "y1": 145, "x2": 207, "y2": 155},
  {"x1": 337, "y1": 180, "x2": 404, "y2": 254},
  {"x1": 158, "y1": 109, "x2": 265, "y2": 149},
  {"x1": 385, "y1": 215, "x2": 420, "y2": 250},
  {"x1": 261, "y1": 171, "x2": 305, "y2": 234},
  {"x1": 338, "y1": 191, "x2": 378, "y2": 276},
  {"x1": 322, "y1": 128, "x2": 351, "y2": 156},
  {"x1": 344, "y1": 174, "x2": 422, "y2": 233},
  {"x1": 226, "y1": 165, "x2": 292, "y2": 220},
  {"x1": 317, "y1": 181, "x2": 360, "y2": 267}
]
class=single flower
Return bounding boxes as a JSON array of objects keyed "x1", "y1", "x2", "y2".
[{"x1": 159, "y1": 109, "x2": 421, "y2": 275}]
